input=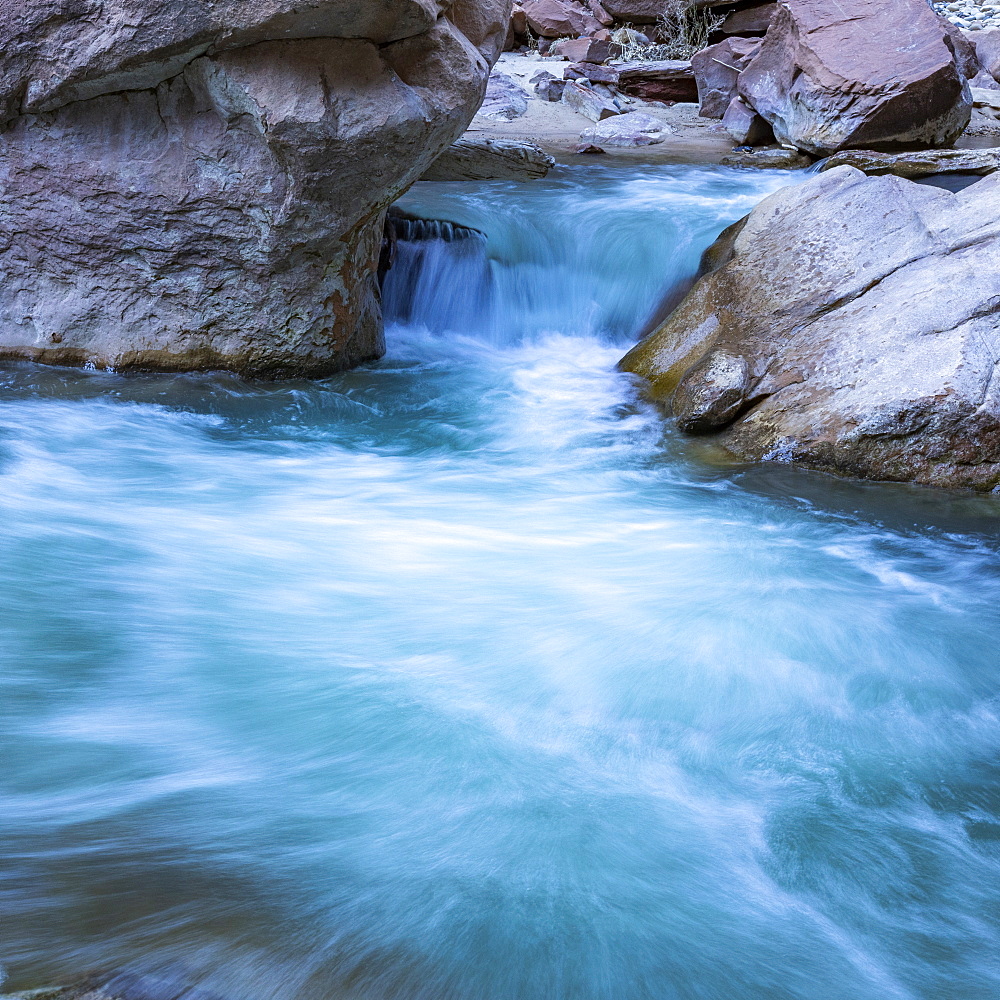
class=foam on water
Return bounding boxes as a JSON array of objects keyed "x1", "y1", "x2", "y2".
[{"x1": 2, "y1": 165, "x2": 1000, "y2": 1000}]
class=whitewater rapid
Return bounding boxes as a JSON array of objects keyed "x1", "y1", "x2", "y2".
[{"x1": 3, "y1": 165, "x2": 1000, "y2": 1000}]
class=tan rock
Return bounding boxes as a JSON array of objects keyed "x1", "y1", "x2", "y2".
[
  {"x1": 722, "y1": 95, "x2": 774, "y2": 145},
  {"x1": 620, "y1": 167, "x2": 1000, "y2": 491},
  {"x1": 0, "y1": 0, "x2": 512, "y2": 376}
]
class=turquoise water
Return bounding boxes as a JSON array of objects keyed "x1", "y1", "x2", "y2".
[{"x1": 3, "y1": 166, "x2": 1000, "y2": 1000}]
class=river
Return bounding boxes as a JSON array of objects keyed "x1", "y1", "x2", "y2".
[{"x1": 3, "y1": 165, "x2": 1000, "y2": 1000}]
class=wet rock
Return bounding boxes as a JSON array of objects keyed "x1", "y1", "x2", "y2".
[
  {"x1": 580, "y1": 110, "x2": 674, "y2": 145},
  {"x1": 720, "y1": 146, "x2": 813, "y2": 169},
  {"x1": 574, "y1": 142, "x2": 607, "y2": 153},
  {"x1": 0, "y1": 0, "x2": 511, "y2": 377},
  {"x1": 421, "y1": 137, "x2": 554, "y2": 180},
  {"x1": 673, "y1": 350, "x2": 754, "y2": 434},
  {"x1": 561, "y1": 78, "x2": 620, "y2": 120},
  {"x1": 620, "y1": 166, "x2": 1000, "y2": 491},
  {"x1": 738, "y1": 0, "x2": 971, "y2": 155},
  {"x1": 521, "y1": 0, "x2": 603, "y2": 37},
  {"x1": 615, "y1": 60, "x2": 698, "y2": 104},
  {"x1": 722, "y1": 95, "x2": 775, "y2": 145},
  {"x1": 691, "y1": 36, "x2": 762, "y2": 119},
  {"x1": 720, "y1": 2, "x2": 776, "y2": 36},
  {"x1": 820, "y1": 146, "x2": 1000, "y2": 178},
  {"x1": 13, "y1": 970, "x2": 224, "y2": 1000}
]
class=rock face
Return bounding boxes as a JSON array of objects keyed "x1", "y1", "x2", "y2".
[
  {"x1": 620, "y1": 167, "x2": 1000, "y2": 492},
  {"x1": 738, "y1": 0, "x2": 972, "y2": 155},
  {"x1": 0, "y1": 0, "x2": 510, "y2": 376}
]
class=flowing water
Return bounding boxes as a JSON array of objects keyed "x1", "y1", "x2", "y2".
[{"x1": 3, "y1": 165, "x2": 1000, "y2": 1000}]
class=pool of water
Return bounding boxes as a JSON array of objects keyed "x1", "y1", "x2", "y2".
[{"x1": 3, "y1": 165, "x2": 1000, "y2": 1000}]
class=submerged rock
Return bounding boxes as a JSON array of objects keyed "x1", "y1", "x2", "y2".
[
  {"x1": 738, "y1": 0, "x2": 971, "y2": 155},
  {"x1": 0, "y1": 0, "x2": 511, "y2": 377},
  {"x1": 620, "y1": 167, "x2": 1000, "y2": 492}
]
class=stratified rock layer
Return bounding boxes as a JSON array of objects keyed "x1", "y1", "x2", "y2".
[
  {"x1": 0, "y1": 0, "x2": 510, "y2": 376},
  {"x1": 738, "y1": 0, "x2": 971, "y2": 155},
  {"x1": 620, "y1": 167, "x2": 1000, "y2": 492}
]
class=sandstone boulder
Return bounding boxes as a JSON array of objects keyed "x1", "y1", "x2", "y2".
[
  {"x1": 580, "y1": 111, "x2": 674, "y2": 145},
  {"x1": 738, "y1": 0, "x2": 971, "y2": 155},
  {"x1": 970, "y1": 27, "x2": 1000, "y2": 82},
  {"x1": 722, "y1": 95, "x2": 774, "y2": 144},
  {"x1": 600, "y1": 0, "x2": 669, "y2": 22},
  {"x1": 421, "y1": 137, "x2": 555, "y2": 179},
  {"x1": 477, "y1": 69, "x2": 530, "y2": 119},
  {"x1": 550, "y1": 35, "x2": 612, "y2": 62},
  {"x1": 521, "y1": 0, "x2": 602, "y2": 37},
  {"x1": 0, "y1": 0, "x2": 511, "y2": 376},
  {"x1": 620, "y1": 167, "x2": 1000, "y2": 492},
  {"x1": 561, "y1": 79, "x2": 620, "y2": 119},
  {"x1": 691, "y1": 36, "x2": 761, "y2": 118},
  {"x1": 720, "y1": 2, "x2": 776, "y2": 35}
]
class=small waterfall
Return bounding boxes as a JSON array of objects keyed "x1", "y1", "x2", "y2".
[
  {"x1": 381, "y1": 165, "x2": 807, "y2": 347},
  {"x1": 382, "y1": 210, "x2": 494, "y2": 331}
]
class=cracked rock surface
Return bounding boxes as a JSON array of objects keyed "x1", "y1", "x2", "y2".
[
  {"x1": 620, "y1": 167, "x2": 1000, "y2": 491},
  {"x1": 0, "y1": 0, "x2": 510, "y2": 376}
]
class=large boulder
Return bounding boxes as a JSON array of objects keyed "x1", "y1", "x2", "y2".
[
  {"x1": 520, "y1": 0, "x2": 603, "y2": 37},
  {"x1": 620, "y1": 167, "x2": 1000, "y2": 492},
  {"x1": 691, "y1": 36, "x2": 761, "y2": 118},
  {"x1": 738, "y1": 0, "x2": 972, "y2": 155},
  {"x1": 421, "y1": 137, "x2": 554, "y2": 179},
  {"x1": 720, "y1": 2, "x2": 776, "y2": 36},
  {"x1": 599, "y1": 0, "x2": 669, "y2": 21},
  {"x1": 0, "y1": 0, "x2": 510, "y2": 376}
]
